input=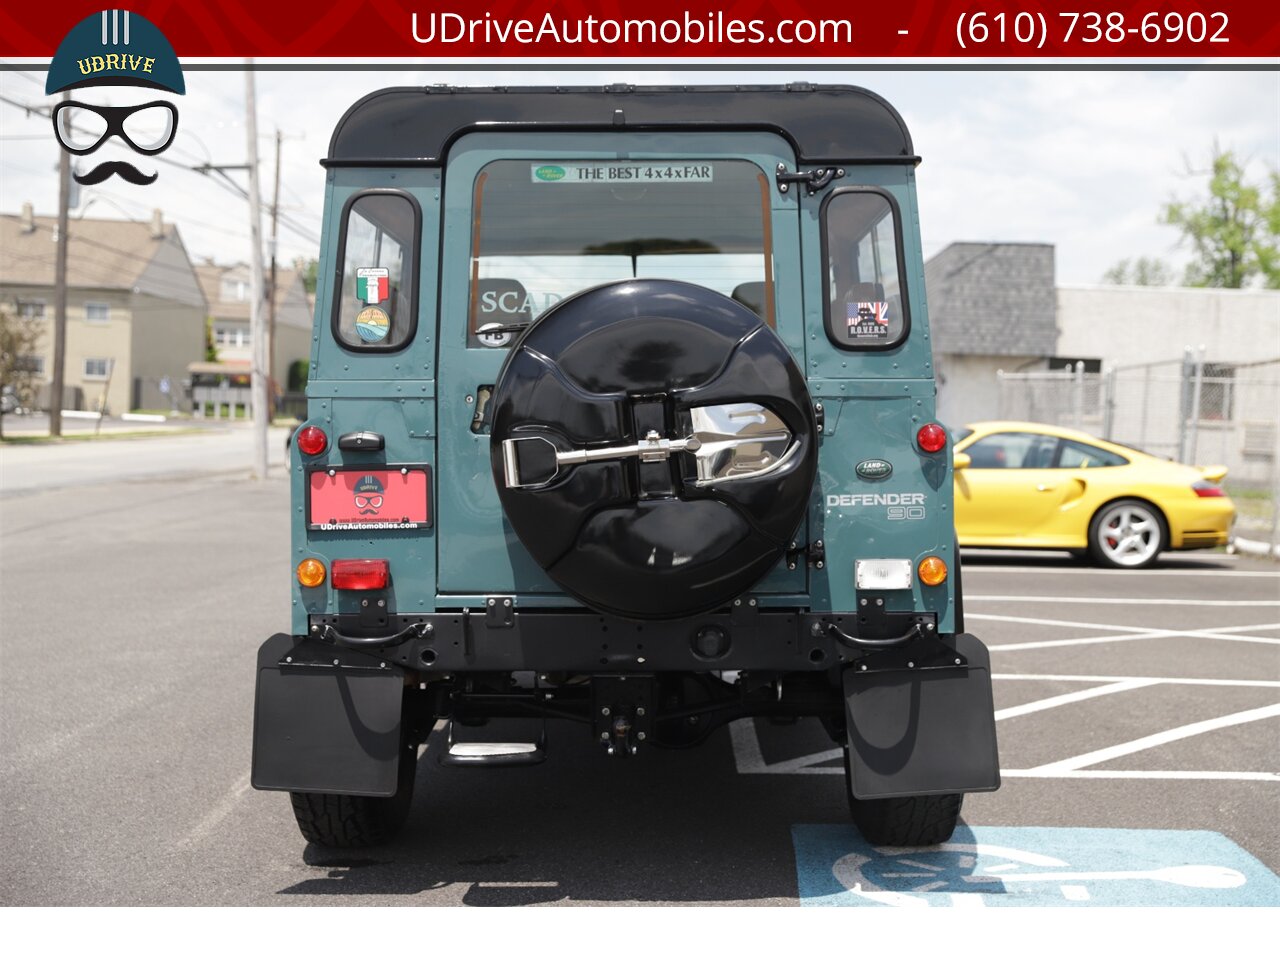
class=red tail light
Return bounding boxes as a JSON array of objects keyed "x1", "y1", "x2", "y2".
[
  {"x1": 916, "y1": 423, "x2": 947, "y2": 453},
  {"x1": 1192, "y1": 481, "x2": 1224, "y2": 498},
  {"x1": 296, "y1": 425, "x2": 327, "y2": 456},
  {"x1": 331, "y1": 559, "x2": 389, "y2": 590}
]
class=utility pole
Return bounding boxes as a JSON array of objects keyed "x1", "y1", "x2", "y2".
[
  {"x1": 245, "y1": 66, "x2": 269, "y2": 480},
  {"x1": 267, "y1": 128, "x2": 282, "y2": 417},
  {"x1": 49, "y1": 92, "x2": 71, "y2": 438}
]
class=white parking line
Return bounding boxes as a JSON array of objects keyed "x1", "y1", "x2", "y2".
[
  {"x1": 965, "y1": 566, "x2": 1272, "y2": 577},
  {"x1": 970, "y1": 595, "x2": 1280, "y2": 606},
  {"x1": 1022, "y1": 703, "x2": 1280, "y2": 774},
  {"x1": 993, "y1": 679, "x2": 1159, "y2": 721},
  {"x1": 1000, "y1": 769, "x2": 1280, "y2": 782},
  {"x1": 993, "y1": 673, "x2": 1280, "y2": 688},
  {"x1": 973, "y1": 615, "x2": 1280, "y2": 652}
]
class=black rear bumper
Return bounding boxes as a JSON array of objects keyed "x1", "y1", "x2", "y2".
[{"x1": 302, "y1": 600, "x2": 949, "y2": 674}]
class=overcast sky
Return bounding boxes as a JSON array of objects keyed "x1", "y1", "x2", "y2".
[{"x1": 2, "y1": 67, "x2": 1276, "y2": 285}]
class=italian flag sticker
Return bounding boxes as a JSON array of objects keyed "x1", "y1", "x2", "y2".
[{"x1": 356, "y1": 267, "x2": 389, "y2": 304}]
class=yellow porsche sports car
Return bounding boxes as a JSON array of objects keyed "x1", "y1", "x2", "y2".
[{"x1": 952, "y1": 421, "x2": 1235, "y2": 568}]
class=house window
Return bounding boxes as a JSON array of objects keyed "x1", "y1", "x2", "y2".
[
  {"x1": 84, "y1": 358, "x2": 111, "y2": 379},
  {"x1": 16, "y1": 299, "x2": 45, "y2": 318},
  {"x1": 1200, "y1": 363, "x2": 1235, "y2": 421},
  {"x1": 15, "y1": 355, "x2": 45, "y2": 375},
  {"x1": 85, "y1": 302, "x2": 110, "y2": 323},
  {"x1": 214, "y1": 326, "x2": 249, "y2": 347},
  {"x1": 220, "y1": 277, "x2": 248, "y2": 302}
]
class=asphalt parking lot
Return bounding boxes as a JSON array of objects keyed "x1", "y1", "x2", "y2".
[{"x1": 1, "y1": 470, "x2": 1277, "y2": 907}]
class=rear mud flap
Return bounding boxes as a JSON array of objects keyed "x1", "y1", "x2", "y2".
[
  {"x1": 844, "y1": 633, "x2": 1000, "y2": 799},
  {"x1": 251, "y1": 634, "x2": 405, "y2": 796}
]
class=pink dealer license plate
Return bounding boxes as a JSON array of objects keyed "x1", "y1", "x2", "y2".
[{"x1": 308, "y1": 467, "x2": 431, "y2": 531}]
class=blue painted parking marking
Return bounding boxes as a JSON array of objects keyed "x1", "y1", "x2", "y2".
[{"x1": 793, "y1": 825, "x2": 1280, "y2": 907}]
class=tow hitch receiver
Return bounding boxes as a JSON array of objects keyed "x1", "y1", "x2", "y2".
[{"x1": 594, "y1": 675, "x2": 654, "y2": 757}]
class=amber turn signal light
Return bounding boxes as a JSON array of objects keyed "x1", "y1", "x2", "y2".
[
  {"x1": 296, "y1": 558, "x2": 326, "y2": 587},
  {"x1": 918, "y1": 555, "x2": 948, "y2": 586}
]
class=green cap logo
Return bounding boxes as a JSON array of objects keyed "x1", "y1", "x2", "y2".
[{"x1": 534, "y1": 165, "x2": 566, "y2": 182}]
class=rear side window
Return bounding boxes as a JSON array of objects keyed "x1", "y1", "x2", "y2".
[
  {"x1": 468, "y1": 159, "x2": 775, "y2": 346},
  {"x1": 1058, "y1": 440, "x2": 1128, "y2": 468},
  {"x1": 822, "y1": 189, "x2": 908, "y2": 350},
  {"x1": 333, "y1": 192, "x2": 419, "y2": 350}
]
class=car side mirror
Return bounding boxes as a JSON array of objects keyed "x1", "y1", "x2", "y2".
[{"x1": 953, "y1": 452, "x2": 971, "y2": 471}]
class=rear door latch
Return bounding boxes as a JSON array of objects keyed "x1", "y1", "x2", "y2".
[{"x1": 775, "y1": 163, "x2": 845, "y2": 195}]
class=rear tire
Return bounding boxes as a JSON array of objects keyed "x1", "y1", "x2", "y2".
[
  {"x1": 289, "y1": 741, "x2": 418, "y2": 848},
  {"x1": 1088, "y1": 498, "x2": 1166, "y2": 569},
  {"x1": 844, "y1": 748, "x2": 963, "y2": 846}
]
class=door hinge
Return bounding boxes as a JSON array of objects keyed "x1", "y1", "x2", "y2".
[{"x1": 776, "y1": 163, "x2": 845, "y2": 196}]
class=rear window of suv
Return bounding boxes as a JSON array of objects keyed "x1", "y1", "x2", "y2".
[{"x1": 468, "y1": 159, "x2": 775, "y2": 343}]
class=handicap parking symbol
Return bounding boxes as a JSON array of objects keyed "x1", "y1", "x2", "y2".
[{"x1": 793, "y1": 825, "x2": 1280, "y2": 907}]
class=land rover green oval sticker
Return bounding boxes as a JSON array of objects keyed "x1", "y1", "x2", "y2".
[
  {"x1": 856, "y1": 459, "x2": 893, "y2": 480},
  {"x1": 534, "y1": 165, "x2": 566, "y2": 182}
]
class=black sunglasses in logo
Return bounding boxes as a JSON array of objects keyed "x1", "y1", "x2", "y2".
[{"x1": 52, "y1": 100, "x2": 178, "y2": 156}]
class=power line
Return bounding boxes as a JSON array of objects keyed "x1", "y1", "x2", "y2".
[{"x1": 1, "y1": 94, "x2": 321, "y2": 248}]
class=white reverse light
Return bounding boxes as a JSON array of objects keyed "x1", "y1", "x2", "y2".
[{"x1": 855, "y1": 559, "x2": 913, "y2": 590}]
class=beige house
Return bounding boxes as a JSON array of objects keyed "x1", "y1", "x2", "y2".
[
  {"x1": 0, "y1": 204, "x2": 206, "y2": 413},
  {"x1": 194, "y1": 261, "x2": 313, "y2": 392}
]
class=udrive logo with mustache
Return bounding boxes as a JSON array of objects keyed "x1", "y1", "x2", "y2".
[{"x1": 46, "y1": 10, "x2": 184, "y2": 187}]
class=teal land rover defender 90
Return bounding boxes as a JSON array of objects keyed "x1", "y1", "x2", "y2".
[{"x1": 251, "y1": 85, "x2": 1000, "y2": 849}]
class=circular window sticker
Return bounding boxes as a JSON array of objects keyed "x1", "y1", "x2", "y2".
[
  {"x1": 477, "y1": 322, "x2": 514, "y2": 348},
  {"x1": 355, "y1": 306, "x2": 391, "y2": 344}
]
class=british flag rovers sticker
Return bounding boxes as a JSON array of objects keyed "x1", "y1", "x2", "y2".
[{"x1": 847, "y1": 300, "x2": 890, "y2": 340}]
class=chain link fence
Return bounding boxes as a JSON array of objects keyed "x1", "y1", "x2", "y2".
[{"x1": 997, "y1": 352, "x2": 1280, "y2": 557}]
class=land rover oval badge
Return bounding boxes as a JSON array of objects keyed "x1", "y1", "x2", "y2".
[{"x1": 856, "y1": 459, "x2": 893, "y2": 480}]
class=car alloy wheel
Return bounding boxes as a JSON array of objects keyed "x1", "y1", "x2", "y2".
[{"x1": 1090, "y1": 499, "x2": 1165, "y2": 568}]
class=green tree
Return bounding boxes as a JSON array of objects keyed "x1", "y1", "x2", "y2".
[
  {"x1": 204, "y1": 315, "x2": 219, "y2": 362},
  {"x1": 1163, "y1": 146, "x2": 1280, "y2": 288},
  {"x1": 296, "y1": 257, "x2": 319, "y2": 294},
  {"x1": 0, "y1": 309, "x2": 42, "y2": 440},
  {"x1": 1101, "y1": 256, "x2": 1174, "y2": 286}
]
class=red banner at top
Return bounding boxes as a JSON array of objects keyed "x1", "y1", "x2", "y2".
[{"x1": 3, "y1": 1, "x2": 1278, "y2": 59}]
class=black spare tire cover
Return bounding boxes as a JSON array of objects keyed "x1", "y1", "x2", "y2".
[{"x1": 489, "y1": 279, "x2": 816, "y2": 620}]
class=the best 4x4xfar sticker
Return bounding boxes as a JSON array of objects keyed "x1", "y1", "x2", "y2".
[
  {"x1": 847, "y1": 301, "x2": 890, "y2": 339},
  {"x1": 356, "y1": 267, "x2": 389, "y2": 304}
]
